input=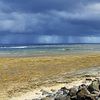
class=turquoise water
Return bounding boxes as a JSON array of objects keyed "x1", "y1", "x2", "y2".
[{"x1": 0, "y1": 44, "x2": 100, "y2": 58}]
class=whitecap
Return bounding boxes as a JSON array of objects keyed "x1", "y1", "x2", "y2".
[{"x1": 8, "y1": 46, "x2": 28, "y2": 48}]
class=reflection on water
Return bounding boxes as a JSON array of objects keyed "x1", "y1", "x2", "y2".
[{"x1": 0, "y1": 44, "x2": 100, "y2": 57}]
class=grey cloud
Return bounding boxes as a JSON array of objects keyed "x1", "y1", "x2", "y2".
[
  {"x1": 1, "y1": 0, "x2": 100, "y2": 13},
  {"x1": 0, "y1": 0, "x2": 100, "y2": 43},
  {"x1": 1, "y1": 0, "x2": 79, "y2": 13},
  {"x1": 0, "y1": 34, "x2": 39, "y2": 44},
  {"x1": 1, "y1": 8, "x2": 100, "y2": 36}
]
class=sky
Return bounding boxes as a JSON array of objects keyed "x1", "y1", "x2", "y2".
[{"x1": 0, "y1": 0, "x2": 100, "y2": 44}]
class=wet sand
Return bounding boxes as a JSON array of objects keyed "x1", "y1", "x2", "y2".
[{"x1": 0, "y1": 54, "x2": 100, "y2": 99}]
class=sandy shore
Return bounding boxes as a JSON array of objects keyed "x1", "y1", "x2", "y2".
[
  {"x1": 11, "y1": 65, "x2": 100, "y2": 100},
  {"x1": 10, "y1": 79, "x2": 93, "y2": 100},
  {"x1": 0, "y1": 54, "x2": 100, "y2": 99}
]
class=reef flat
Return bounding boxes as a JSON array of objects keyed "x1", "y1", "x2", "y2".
[{"x1": 0, "y1": 54, "x2": 100, "y2": 99}]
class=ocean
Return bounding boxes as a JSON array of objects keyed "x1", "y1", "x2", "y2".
[{"x1": 0, "y1": 43, "x2": 100, "y2": 58}]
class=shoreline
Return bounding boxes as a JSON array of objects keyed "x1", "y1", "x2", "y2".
[
  {"x1": 0, "y1": 54, "x2": 100, "y2": 99},
  {"x1": 10, "y1": 67, "x2": 100, "y2": 100},
  {"x1": 0, "y1": 53, "x2": 100, "y2": 58},
  {"x1": 10, "y1": 79, "x2": 92, "y2": 100}
]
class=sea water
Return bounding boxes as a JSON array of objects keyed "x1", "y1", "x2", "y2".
[{"x1": 0, "y1": 43, "x2": 100, "y2": 58}]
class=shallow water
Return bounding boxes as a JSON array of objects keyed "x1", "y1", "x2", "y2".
[{"x1": 0, "y1": 44, "x2": 100, "y2": 58}]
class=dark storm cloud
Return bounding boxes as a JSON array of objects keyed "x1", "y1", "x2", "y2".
[
  {"x1": 0, "y1": 0, "x2": 80, "y2": 13},
  {"x1": 2, "y1": 0, "x2": 100, "y2": 13},
  {"x1": 0, "y1": 0, "x2": 100, "y2": 43}
]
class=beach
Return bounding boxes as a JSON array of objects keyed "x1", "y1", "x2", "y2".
[
  {"x1": 1, "y1": 0, "x2": 100, "y2": 99},
  {"x1": 0, "y1": 54, "x2": 100, "y2": 99}
]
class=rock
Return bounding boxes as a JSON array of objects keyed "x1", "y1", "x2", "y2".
[
  {"x1": 41, "y1": 97, "x2": 54, "y2": 100},
  {"x1": 68, "y1": 87, "x2": 77, "y2": 99},
  {"x1": 97, "y1": 98, "x2": 100, "y2": 100},
  {"x1": 83, "y1": 74, "x2": 92, "y2": 77},
  {"x1": 40, "y1": 89, "x2": 44, "y2": 92},
  {"x1": 42, "y1": 90, "x2": 49, "y2": 95},
  {"x1": 94, "y1": 79, "x2": 99, "y2": 81},
  {"x1": 78, "y1": 84, "x2": 87, "y2": 89},
  {"x1": 63, "y1": 90, "x2": 69, "y2": 95},
  {"x1": 84, "y1": 95, "x2": 94, "y2": 100},
  {"x1": 35, "y1": 92, "x2": 41, "y2": 95},
  {"x1": 55, "y1": 95, "x2": 71, "y2": 100},
  {"x1": 86, "y1": 78, "x2": 92, "y2": 81},
  {"x1": 65, "y1": 49, "x2": 70, "y2": 51},
  {"x1": 60, "y1": 87, "x2": 69, "y2": 95},
  {"x1": 46, "y1": 93, "x2": 55, "y2": 97},
  {"x1": 60, "y1": 87, "x2": 67, "y2": 91},
  {"x1": 90, "y1": 94, "x2": 99, "y2": 100},
  {"x1": 88, "y1": 80, "x2": 99, "y2": 93},
  {"x1": 77, "y1": 87, "x2": 91, "y2": 100},
  {"x1": 40, "y1": 79, "x2": 100, "y2": 100},
  {"x1": 98, "y1": 79, "x2": 100, "y2": 90},
  {"x1": 92, "y1": 91, "x2": 100, "y2": 95},
  {"x1": 85, "y1": 94, "x2": 99, "y2": 100},
  {"x1": 56, "y1": 90, "x2": 63, "y2": 96},
  {"x1": 51, "y1": 89, "x2": 56, "y2": 92}
]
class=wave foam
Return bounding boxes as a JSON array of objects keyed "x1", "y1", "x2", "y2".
[{"x1": 0, "y1": 46, "x2": 28, "y2": 49}]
